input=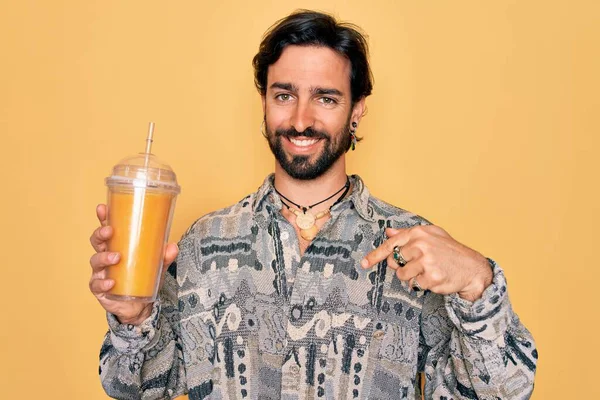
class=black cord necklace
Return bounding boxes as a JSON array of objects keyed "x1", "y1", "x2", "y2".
[
  {"x1": 274, "y1": 177, "x2": 351, "y2": 240},
  {"x1": 275, "y1": 177, "x2": 350, "y2": 213}
]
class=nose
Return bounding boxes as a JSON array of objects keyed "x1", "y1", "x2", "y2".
[{"x1": 289, "y1": 101, "x2": 315, "y2": 134}]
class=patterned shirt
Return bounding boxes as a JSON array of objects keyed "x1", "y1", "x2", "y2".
[{"x1": 100, "y1": 174, "x2": 537, "y2": 400}]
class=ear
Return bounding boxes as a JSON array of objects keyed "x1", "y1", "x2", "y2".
[{"x1": 351, "y1": 97, "x2": 366, "y2": 126}]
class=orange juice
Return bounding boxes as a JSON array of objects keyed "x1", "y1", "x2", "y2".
[
  {"x1": 105, "y1": 145, "x2": 180, "y2": 302},
  {"x1": 106, "y1": 188, "x2": 176, "y2": 300}
]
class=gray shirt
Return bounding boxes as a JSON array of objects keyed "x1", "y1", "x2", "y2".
[{"x1": 100, "y1": 174, "x2": 537, "y2": 399}]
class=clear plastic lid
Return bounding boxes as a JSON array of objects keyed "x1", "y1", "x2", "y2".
[{"x1": 105, "y1": 153, "x2": 181, "y2": 194}]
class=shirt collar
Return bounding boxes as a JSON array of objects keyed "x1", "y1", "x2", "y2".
[
  {"x1": 346, "y1": 174, "x2": 376, "y2": 222},
  {"x1": 251, "y1": 174, "x2": 278, "y2": 211},
  {"x1": 252, "y1": 173, "x2": 375, "y2": 222}
]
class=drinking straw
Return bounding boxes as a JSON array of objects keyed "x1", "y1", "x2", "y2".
[{"x1": 144, "y1": 122, "x2": 155, "y2": 168}]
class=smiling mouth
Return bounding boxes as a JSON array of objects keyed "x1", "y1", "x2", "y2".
[{"x1": 288, "y1": 137, "x2": 321, "y2": 147}]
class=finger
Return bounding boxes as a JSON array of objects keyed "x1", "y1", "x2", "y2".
[
  {"x1": 387, "y1": 240, "x2": 422, "y2": 270},
  {"x1": 163, "y1": 243, "x2": 179, "y2": 266},
  {"x1": 409, "y1": 275, "x2": 427, "y2": 292},
  {"x1": 156, "y1": 244, "x2": 179, "y2": 289},
  {"x1": 89, "y1": 278, "x2": 115, "y2": 295},
  {"x1": 90, "y1": 251, "x2": 120, "y2": 272},
  {"x1": 387, "y1": 253, "x2": 399, "y2": 271},
  {"x1": 90, "y1": 226, "x2": 113, "y2": 252},
  {"x1": 386, "y1": 246, "x2": 410, "y2": 271},
  {"x1": 384, "y1": 228, "x2": 410, "y2": 271},
  {"x1": 96, "y1": 204, "x2": 108, "y2": 226},
  {"x1": 385, "y1": 227, "x2": 407, "y2": 237},
  {"x1": 413, "y1": 265, "x2": 449, "y2": 293},
  {"x1": 392, "y1": 258, "x2": 424, "y2": 282},
  {"x1": 395, "y1": 240, "x2": 423, "y2": 265},
  {"x1": 361, "y1": 231, "x2": 411, "y2": 269}
]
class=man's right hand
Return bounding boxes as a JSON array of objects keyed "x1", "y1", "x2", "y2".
[{"x1": 89, "y1": 204, "x2": 179, "y2": 326}]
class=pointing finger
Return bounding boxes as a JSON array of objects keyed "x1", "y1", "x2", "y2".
[{"x1": 361, "y1": 230, "x2": 410, "y2": 269}]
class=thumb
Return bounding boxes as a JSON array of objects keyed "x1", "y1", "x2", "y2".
[
  {"x1": 385, "y1": 227, "x2": 402, "y2": 236},
  {"x1": 164, "y1": 243, "x2": 179, "y2": 266}
]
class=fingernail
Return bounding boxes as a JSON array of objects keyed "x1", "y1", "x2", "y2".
[
  {"x1": 110, "y1": 253, "x2": 120, "y2": 262},
  {"x1": 360, "y1": 259, "x2": 368, "y2": 268},
  {"x1": 105, "y1": 280, "x2": 114, "y2": 289}
]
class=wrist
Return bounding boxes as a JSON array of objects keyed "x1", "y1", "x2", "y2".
[
  {"x1": 458, "y1": 255, "x2": 493, "y2": 302},
  {"x1": 116, "y1": 304, "x2": 153, "y2": 326}
]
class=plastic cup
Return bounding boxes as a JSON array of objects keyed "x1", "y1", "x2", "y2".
[{"x1": 104, "y1": 151, "x2": 180, "y2": 302}]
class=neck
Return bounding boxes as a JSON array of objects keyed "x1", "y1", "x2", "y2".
[{"x1": 274, "y1": 157, "x2": 348, "y2": 212}]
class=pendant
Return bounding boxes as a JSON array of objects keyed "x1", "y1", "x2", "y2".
[
  {"x1": 295, "y1": 212, "x2": 316, "y2": 230},
  {"x1": 300, "y1": 225, "x2": 319, "y2": 241}
]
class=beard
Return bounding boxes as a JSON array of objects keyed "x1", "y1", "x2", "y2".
[{"x1": 266, "y1": 119, "x2": 352, "y2": 180}]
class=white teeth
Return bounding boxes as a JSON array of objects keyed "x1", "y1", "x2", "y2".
[{"x1": 290, "y1": 138, "x2": 318, "y2": 147}]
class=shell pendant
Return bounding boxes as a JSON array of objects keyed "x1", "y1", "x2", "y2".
[
  {"x1": 295, "y1": 212, "x2": 316, "y2": 230},
  {"x1": 299, "y1": 225, "x2": 319, "y2": 241},
  {"x1": 289, "y1": 208, "x2": 330, "y2": 241}
]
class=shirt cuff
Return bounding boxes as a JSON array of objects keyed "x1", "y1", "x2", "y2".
[
  {"x1": 444, "y1": 258, "x2": 514, "y2": 341},
  {"x1": 106, "y1": 300, "x2": 162, "y2": 355}
]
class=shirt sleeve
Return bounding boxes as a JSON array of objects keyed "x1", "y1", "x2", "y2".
[
  {"x1": 98, "y1": 244, "x2": 189, "y2": 400},
  {"x1": 418, "y1": 259, "x2": 537, "y2": 399}
]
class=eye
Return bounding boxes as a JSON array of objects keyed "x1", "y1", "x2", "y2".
[
  {"x1": 319, "y1": 97, "x2": 337, "y2": 105},
  {"x1": 276, "y1": 93, "x2": 292, "y2": 102}
]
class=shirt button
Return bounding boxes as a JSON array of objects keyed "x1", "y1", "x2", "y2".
[
  {"x1": 517, "y1": 335, "x2": 528, "y2": 343},
  {"x1": 373, "y1": 330, "x2": 385, "y2": 338},
  {"x1": 290, "y1": 365, "x2": 300, "y2": 374}
]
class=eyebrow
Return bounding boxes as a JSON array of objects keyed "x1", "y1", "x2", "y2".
[
  {"x1": 270, "y1": 82, "x2": 344, "y2": 98},
  {"x1": 312, "y1": 87, "x2": 343, "y2": 97},
  {"x1": 270, "y1": 82, "x2": 298, "y2": 92}
]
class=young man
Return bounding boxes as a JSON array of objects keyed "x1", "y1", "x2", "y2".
[{"x1": 90, "y1": 10, "x2": 537, "y2": 399}]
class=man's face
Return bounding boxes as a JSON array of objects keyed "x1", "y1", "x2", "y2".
[{"x1": 262, "y1": 45, "x2": 362, "y2": 180}]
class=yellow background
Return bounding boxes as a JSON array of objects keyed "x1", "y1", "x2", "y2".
[{"x1": 1, "y1": 1, "x2": 598, "y2": 399}]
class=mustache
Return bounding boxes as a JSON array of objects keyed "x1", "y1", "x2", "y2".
[{"x1": 274, "y1": 127, "x2": 329, "y2": 140}]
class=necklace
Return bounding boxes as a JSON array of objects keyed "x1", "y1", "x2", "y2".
[
  {"x1": 283, "y1": 206, "x2": 330, "y2": 240},
  {"x1": 275, "y1": 177, "x2": 351, "y2": 241}
]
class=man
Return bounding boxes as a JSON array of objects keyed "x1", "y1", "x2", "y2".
[{"x1": 90, "y1": 10, "x2": 537, "y2": 400}]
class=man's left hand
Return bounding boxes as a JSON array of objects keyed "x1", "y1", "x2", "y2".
[{"x1": 360, "y1": 226, "x2": 493, "y2": 302}]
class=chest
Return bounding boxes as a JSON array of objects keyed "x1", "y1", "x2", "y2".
[{"x1": 178, "y1": 213, "x2": 426, "y2": 399}]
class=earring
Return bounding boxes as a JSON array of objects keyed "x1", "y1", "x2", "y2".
[
  {"x1": 350, "y1": 121, "x2": 358, "y2": 151},
  {"x1": 260, "y1": 119, "x2": 267, "y2": 138}
]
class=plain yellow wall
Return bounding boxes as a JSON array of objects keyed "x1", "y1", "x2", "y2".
[{"x1": 1, "y1": 1, "x2": 598, "y2": 398}]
